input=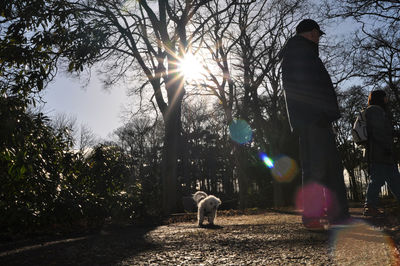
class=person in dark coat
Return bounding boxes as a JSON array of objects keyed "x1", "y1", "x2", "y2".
[
  {"x1": 281, "y1": 19, "x2": 349, "y2": 228},
  {"x1": 364, "y1": 90, "x2": 400, "y2": 217}
]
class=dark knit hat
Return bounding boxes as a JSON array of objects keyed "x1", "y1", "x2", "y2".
[{"x1": 296, "y1": 19, "x2": 325, "y2": 36}]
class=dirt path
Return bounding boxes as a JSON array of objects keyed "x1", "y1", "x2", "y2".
[{"x1": 1, "y1": 209, "x2": 399, "y2": 265}]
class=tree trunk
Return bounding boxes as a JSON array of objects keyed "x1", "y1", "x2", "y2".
[
  {"x1": 234, "y1": 143, "x2": 249, "y2": 209},
  {"x1": 348, "y1": 168, "x2": 360, "y2": 202},
  {"x1": 161, "y1": 76, "x2": 184, "y2": 215},
  {"x1": 162, "y1": 119, "x2": 179, "y2": 214}
]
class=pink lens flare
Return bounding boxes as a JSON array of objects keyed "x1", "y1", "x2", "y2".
[{"x1": 295, "y1": 182, "x2": 338, "y2": 219}]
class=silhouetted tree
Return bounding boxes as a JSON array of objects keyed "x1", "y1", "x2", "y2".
[
  {"x1": 1, "y1": 0, "x2": 242, "y2": 214},
  {"x1": 188, "y1": 0, "x2": 307, "y2": 207},
  {"x1": 323, "y1": 1, "x2": 400, "y2": 107},
  {"x1": 233, "y1": 0, "x2": 305, "y2": 207},
  {"x1": 0, "y1": 1, "x2": 74, "y2": 100},
  {"x1": 113, "y1": 116, "x2": 164, "y2": 216}
]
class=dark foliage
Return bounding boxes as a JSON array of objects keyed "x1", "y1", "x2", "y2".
[{"x1": 0, "y1": 96, "x2": 148, "y2": 236}]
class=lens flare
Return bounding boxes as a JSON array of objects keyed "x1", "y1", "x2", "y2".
[
  {"x1": 295, "y1": 183, "x2": 337, "y2": 219},
  {"x1": 259, "y1": 152, "x2": 274, "y2": 168},
  {"x1": 229, "y1": 119, "x2": 253, "y2": 144},
  {"x1": 271, "y1": 155, "x2": 299, "y2": 183},
  {"x1": 258, "y1": 153, "x2": 298, "y2": 183},
  {"x1": 331, "y1": 221, "x2": 399, "y2": 265}
]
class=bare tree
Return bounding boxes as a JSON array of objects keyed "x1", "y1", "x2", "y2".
[
  {"x1": 50, "y1": 113, "x2": 78, "y2": 144},
  {"x1": 352, "y1": 25, "x2": 400, "y2": 105},
  {"x1": 323, "y1": 0, "x2": 400, "y2": 24},
  {"x1": 323, "y1": 1, "x2": 400, "y2": 107},
  {"x1": 50, "y1": 113, "x2": 97, "y2": 154},
  {"x1": 78, "y1": 124, "x2": 97, "y2": 155},
  {"x1": 187, "y1": 0, "x2": 309, "y2": 207},
  {"x1": 48, "y1": 0, "x2": 243, "y2": 214},
  {"x1": 234, "y1": 0, "x2": 311, "y2": 207},
  {"x1": 321, "y1": 1, "x2": 400, "y2": 182}
]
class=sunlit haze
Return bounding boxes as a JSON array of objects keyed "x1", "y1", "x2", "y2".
[{"x1": 178, "y1": 53, "x2": 206, "y2": 81}]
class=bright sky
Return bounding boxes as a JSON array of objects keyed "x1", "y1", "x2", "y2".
[{"x1": 42, "y1": 74, "x2": 129, "y2": 140}]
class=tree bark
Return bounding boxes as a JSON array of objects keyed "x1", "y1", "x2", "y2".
[
  {"x1": 234, "y1": 142, "x2": 249, "y2": 209},
  {"x1": 161, "y1": 70, "x2": 185, "y2": 215},
  {"x1": 162, "y1": 118, "x2": 179, "y2": 214}
]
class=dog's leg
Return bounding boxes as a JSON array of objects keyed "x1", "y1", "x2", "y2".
[
  {"x1": 198, "y1": 206, "x2": 204, "y2": 227},
  {"x1": 208, "y1": 210, "x2": 216, "y2": 225}
]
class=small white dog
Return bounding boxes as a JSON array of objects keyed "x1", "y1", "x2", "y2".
[{"x1": 193, "y1": 191, "x2": 221, "y2": 227}]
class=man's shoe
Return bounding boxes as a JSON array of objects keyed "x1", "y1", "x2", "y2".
[
  {"x1": 363, "y1": 206, "x2": 384, "y2": 217},
  {"x1": 302, "y1": 216, "x2": 327, "y2": 230}
]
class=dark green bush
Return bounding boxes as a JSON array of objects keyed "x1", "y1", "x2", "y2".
[{"x1": 0, "y1": 96, "x2": 147, "y2": 235}]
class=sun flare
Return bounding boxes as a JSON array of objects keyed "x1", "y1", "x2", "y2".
[{"x1": 178, "y1": 53, "x2": 205, "y2": 81}]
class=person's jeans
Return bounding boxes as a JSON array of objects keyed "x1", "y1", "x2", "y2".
[
  {"x1": 365, "y1": 163, "x2": 400, "y2": 207},
  {"x1": 298, "y1": 123, "x2": 349, "y2": 222}
]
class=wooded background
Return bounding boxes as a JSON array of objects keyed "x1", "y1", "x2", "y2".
[{"x1": 1, "y1": 0, "x2": 399, "y2": 235}]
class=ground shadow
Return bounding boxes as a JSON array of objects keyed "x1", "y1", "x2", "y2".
[
  {"x1": 0, "y1": 224, "x2": 158, "y2": 266},
  {"x1": 199, "y1": 224, "x2": 224, "y2": 230}
]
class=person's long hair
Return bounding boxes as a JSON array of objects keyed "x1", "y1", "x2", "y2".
[{"x1": 368, "y1": 90, "x2": 387, "y2": 111}]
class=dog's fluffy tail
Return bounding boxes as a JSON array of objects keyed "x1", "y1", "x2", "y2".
[{"x1": 193, "y1": 191, "x2": 208, "y2": 205}]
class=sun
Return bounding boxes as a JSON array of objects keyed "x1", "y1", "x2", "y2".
[{"x1": 178, "y1": 53, "x2": 206, "y2": 81}]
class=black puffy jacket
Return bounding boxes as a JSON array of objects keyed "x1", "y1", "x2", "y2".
[
  {"x1": 365, "y1": 105, "x2": 395, "y2": 164},
  {"x1": 281, "y1": 35, "x2": 340, "y2": 131}
]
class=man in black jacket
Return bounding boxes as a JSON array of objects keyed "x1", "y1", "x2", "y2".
[{"x1": 281, "y1": 19, "x2": 349, "y2": 229}]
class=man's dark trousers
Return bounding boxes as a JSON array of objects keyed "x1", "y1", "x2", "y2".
[{"x1": 298, "y1": 122, "x2": 349, "y2": 223}]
